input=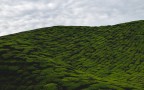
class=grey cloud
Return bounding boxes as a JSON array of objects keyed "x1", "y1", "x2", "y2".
[{"x1": 0, "y1": 0, "x2": 144, "y2": 36}]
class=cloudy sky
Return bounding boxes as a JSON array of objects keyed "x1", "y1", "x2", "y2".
[{"x1": 0, "y1": 0, "x2": 144, "y2": 36}]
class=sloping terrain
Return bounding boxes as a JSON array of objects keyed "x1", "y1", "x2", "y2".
[{"x1": 0, "y1": 20, "x2": 144, "y2": 90}]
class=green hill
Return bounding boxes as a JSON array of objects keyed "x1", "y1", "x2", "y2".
[{"x1": 0, "y1": 20, "x2": 144, "y2": 90}]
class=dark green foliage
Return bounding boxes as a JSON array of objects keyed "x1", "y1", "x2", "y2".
[{"x1": 0, "y1": 20, "x2": 144, "y2": 90}]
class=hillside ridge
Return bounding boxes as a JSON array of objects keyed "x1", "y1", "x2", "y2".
[
  {"x1": 0, "y1": 20, "x2": 144, "y2": 90},
  {"x1": 1, "y1": 20, "x2": 144, "y2": 37}
]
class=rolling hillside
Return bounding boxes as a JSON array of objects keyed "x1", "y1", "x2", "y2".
[{"x1": 0, "y1": 20, "x2": 144, "y2": 90}]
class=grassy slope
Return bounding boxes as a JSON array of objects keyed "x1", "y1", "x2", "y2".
[{"x1": 0, "y1": 20, "x2": 144, "y2": 90}]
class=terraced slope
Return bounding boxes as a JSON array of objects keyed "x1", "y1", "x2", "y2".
[{"x1": 0, "y1": 20, "x2": 144, "y2": 90}]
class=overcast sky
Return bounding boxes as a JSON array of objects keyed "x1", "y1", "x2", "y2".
[{"x1": 0, "y1": 0, "x2": 144, "y2": 36}]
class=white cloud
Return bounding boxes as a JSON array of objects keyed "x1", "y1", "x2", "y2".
[{"x1": 0, "y1": 0, "x2": 144, "y2": 36}]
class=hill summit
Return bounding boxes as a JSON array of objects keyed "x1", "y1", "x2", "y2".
[{"x1": 0, "y1": 20, "x2": 144, "y2": 90}]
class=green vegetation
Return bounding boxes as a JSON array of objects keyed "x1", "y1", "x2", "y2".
[{"x1": 0, "y1": 20, "x2": 144, "y2": 90}]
